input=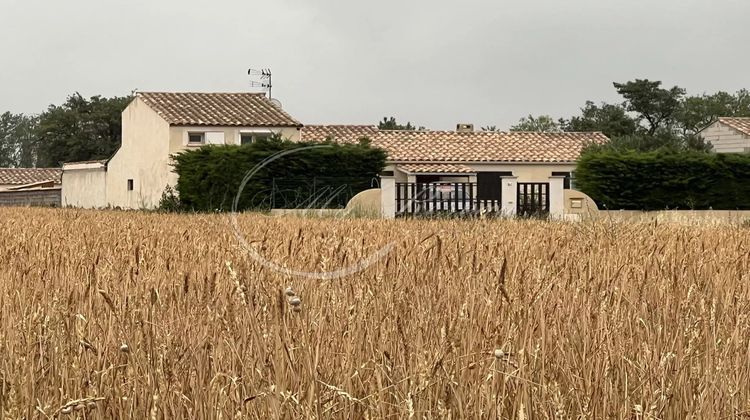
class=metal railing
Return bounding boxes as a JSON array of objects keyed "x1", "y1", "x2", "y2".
[{"x1": 395, "y1": 182, "x2": 503, "y2": 217}]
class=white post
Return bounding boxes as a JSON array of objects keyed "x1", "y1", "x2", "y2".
[
  {"x1": 501, "y1": 176, "x2": 518, "y2": 217},
  {"x1": 548, "y1": 176, "x2": 565, "y2": 220},
  {"x1": 380, "y1": 175, "x2": 396, "y2": 219}
]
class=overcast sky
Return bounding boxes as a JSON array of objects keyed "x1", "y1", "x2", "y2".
[{"x1": 1, "y1": 0, "x2": 748, "y2": 130}]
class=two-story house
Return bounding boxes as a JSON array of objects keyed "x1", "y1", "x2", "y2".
[{"x1": 62, "y1": 92, "x2": 302, "y2": 209}]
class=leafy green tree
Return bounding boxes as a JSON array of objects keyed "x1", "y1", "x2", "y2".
[
  {"x1": 510, "y1": 115, "x2": 561, "y2": 132},
  {"x1": 378, "y1": 117, "x2": 422, "y2": 131},
  {"x1": 561, "y1": 101, "x2": 637, "y2": 138},
  {"x1": 0, "y1": 113, "x2": 20, "y2": 167},
  {"x1": 35, "y1": 93, "x2": 131, "y2": 167},
  {"x1": 582, "y1": 132, "x2": 711, "y2": 154},
  {"x1": 613, "y1": 79, "x2": 685, "y2": 135},
  {"x1": 734, "y1": 89, "x2": 750, "y2": 114},
  {"x1": 675, "y1": 90, "x2": 750, "y2": 134},
  {"x1": 0, "y1": 112, "x2": 39, "y2": 167},
  {"x1": 14, "y1": 114, "x2": 39, "y2": 167}
]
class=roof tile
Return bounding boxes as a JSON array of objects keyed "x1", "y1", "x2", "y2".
[
  {"x1": 303, "y1": 126, "x2": 607, "y2": 162},
  {"x1": 718, "y1": 117, "x2": 750, "y2": 136},
  {"x1": 137, "y1": 92, "x2": 302, "y2": 127},
  {"x1": 0, "y1": 168, "x2": 62, "y2": 186},
  {"x1": 301, "y1": 125, "x2": 378, "y2": 143}
]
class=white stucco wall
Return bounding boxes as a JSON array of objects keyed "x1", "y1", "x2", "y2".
[
  {"x1": 104, "y1": 97, "x2": 304, "y2": 210},
  {"x1": 105, "y1": 97, "x2": 172, "y2": 209},
  {"x1": 62, "y1": 166, "x2": 107, "y2": 208},
  {"x1": 391, "y1": 162, "x2": 576, "y2": 183},
  {"x1": 168, "y1": 126, "x2": 301, "y2": 152},
  {"x1": 465, "y1": 162, "x2": 577, "y2": 182},
  {"x1": 700, "y1": 121, "x2": 750, "y2": 153}
]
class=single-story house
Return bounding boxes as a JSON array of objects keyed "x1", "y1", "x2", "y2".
[
  {"x1": 0, "y1": 168, "x2": 62, "y2": 207},
  {"x1": 301, "y1": 124, "x2": 607, "y2": 217},
  {"x1": 699, "y1": 117, "x2": 750, "y2": 153},
  {"x1": 62, "y1": 92, "x2": 302, "y2": 209}
]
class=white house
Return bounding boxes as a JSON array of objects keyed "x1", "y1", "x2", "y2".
[
  {"x1": 62, "y1": 92, "x2": 303, "y2": 209},
  {"x1": 699, "y1": 117, "x2": 750, "y2": 153},
  {"x1": 301, "y1": 124, "x2": 608, "y2": 218}
]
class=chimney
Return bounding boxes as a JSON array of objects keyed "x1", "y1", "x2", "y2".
[{"x1": 456, "y1": 123, "x2": 474, "y2": 133}]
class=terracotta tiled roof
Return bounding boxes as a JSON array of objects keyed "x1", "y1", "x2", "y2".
[
  {"x1": 0, "y1": 168, "x2": 62, "y2": 186},
  {"x1": 137, "y1": 92, "x2": 302, "y2": 127},
  {"x1": 718, "y1": 117, "x2": 750, "y2": 136},
  {"x1": 398, "y1": 163, "x2": 475, "y2": 174},
  {"x1": 300, "y1": 125, "x2": 606, "y2": 162},
  {"x1": 301, "y1": 125, "x2": 379, "y2": 143},
  {"x1": 374, "y1": 130, "x2": 608, "y2": 163}
]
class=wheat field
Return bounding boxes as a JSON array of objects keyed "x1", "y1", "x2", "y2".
[{"x1": 0, "y1": 208, "x2": 749, "y2": 418}]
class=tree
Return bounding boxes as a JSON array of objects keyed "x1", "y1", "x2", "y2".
[
  {"x1": 582, "y1": 132, "x2": 711, "y2": 154},
  {"x1": 0, "y1": 112, "x2": 38, "y2": 167},
  {"x1": 561, "y1": 101, "x2": 638, "y2": 138},
  {"x1": 35, "y1": 93, "x2": 131, "y2": 167},
  {"x1": 510, "y1": 115, "x2": 561, "y2": 132},
  {"x1": 675, "y1": 90, "x2": 750, "y2": 135},
  {"x1": 0, "y1": 113, "x2": 20, "y2": 167},
  {"x1": 378, "y1": 117, "x2": 422, "y2": 131},
  {"x1": 613, "y1": 79, "x2": 685, "y2": 135}
]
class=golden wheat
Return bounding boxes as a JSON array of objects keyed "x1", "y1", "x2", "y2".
[{"x1": 0, "y1": 207, "x2": 749, "y2": 418}]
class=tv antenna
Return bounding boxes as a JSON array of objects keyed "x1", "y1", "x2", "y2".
[{"x1": 248, "y1": 68, "x2": 272, "y2": 99}]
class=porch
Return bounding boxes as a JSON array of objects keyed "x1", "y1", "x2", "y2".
[{"x1": 382, "y1": 172, "x2": 567, "y2": 219}]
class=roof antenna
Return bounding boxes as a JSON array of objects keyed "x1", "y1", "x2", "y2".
[{"x1": 247, "y1": 68, "x2": 272, "y2": 99}]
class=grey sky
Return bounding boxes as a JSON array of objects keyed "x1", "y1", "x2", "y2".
[{"x1": 1, "y1": 0, "x2": 748, "y2": 130}]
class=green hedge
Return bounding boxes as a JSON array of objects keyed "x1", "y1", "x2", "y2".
[
  {"x1": 171, "y1": 137, "x2": 386, "y2": 211},
  {"x1": 575, "y1": 151, "x2": 750, "y2": 210}
]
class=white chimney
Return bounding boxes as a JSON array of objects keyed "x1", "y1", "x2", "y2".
[{"x1": 456, "y1": 123, "x2": 474, "y2": 133}]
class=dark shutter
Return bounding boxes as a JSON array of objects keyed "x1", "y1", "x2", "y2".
[
  {"x1": 477, "y1": 172, "x2": 512, "y2": 200},
  {"x1": 551, "y1": 172, "x2": 571, "y2": 189}
]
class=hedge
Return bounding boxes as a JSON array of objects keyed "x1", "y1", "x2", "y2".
[
  {"x1": 575, "y1": 151, "x2": 750, "y2": 210},
  {"x1": 171, "y1": 137, "x2": 386, "y2": 211}
]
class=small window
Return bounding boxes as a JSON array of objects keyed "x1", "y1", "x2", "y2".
[
  {"x1": 127, "y1": 179, "x2": 134, "y2": 191},
  {"x1": 240, "y1": 132, "x2": 272, "y2": 145},
  {"x1": 240, "y1": 133, "x2": 255, "y2": 145},
  {"x1": 188, "y1": 133, "x2": 205, "y2": 145}
]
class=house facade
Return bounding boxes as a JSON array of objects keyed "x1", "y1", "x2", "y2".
[
  {"x1": 301, "y1": 125, "x2": 607, "y2": 218},
  {"x1": 63, "y1": 92, "x2": 302, "y2": 209},
  {"x1": 699, "y1": 117, "x2": 750, "y2": 153},
  {"x1": 62, "y1": 92, "x2": 606, "y2": 216}
]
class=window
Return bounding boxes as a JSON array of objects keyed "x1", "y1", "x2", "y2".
[
  {"x1": 127, "y1": 179, "x2": 134, "y2": 191},
  {"x1": 205, "y1": 132, "x2": 225, "y2": 145},
  {"x1": 188, "y1": 133, "x2": 205, "y2": 145},
  {"x1": 240, "y1": 132, "x2": 272, "y2": 146}
]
